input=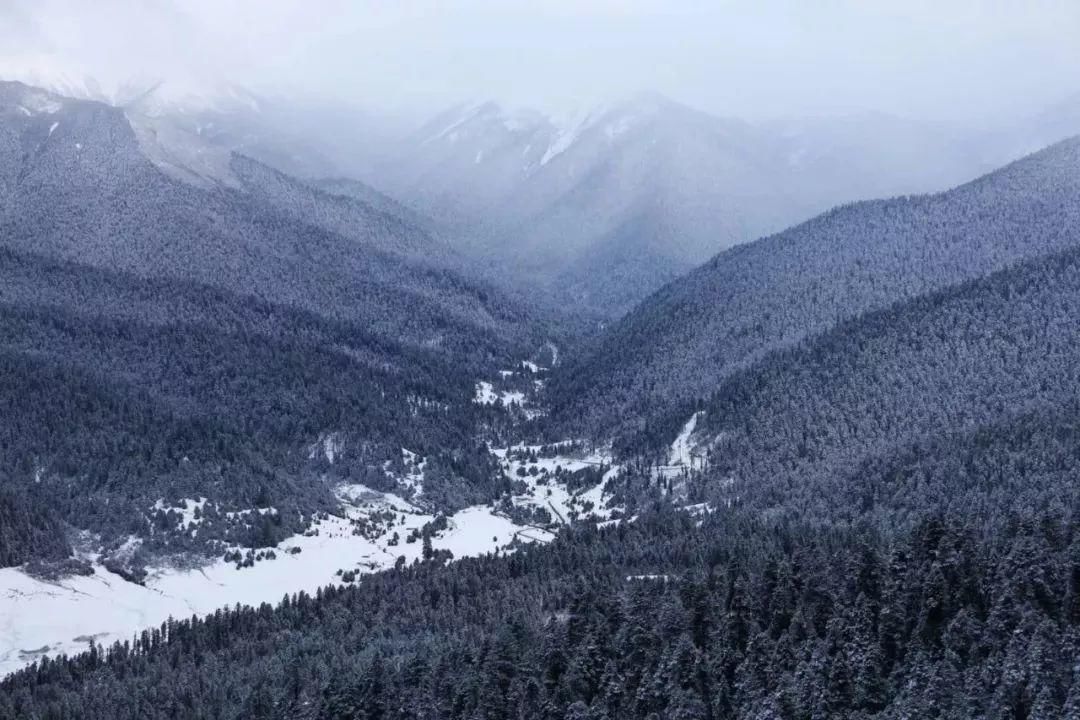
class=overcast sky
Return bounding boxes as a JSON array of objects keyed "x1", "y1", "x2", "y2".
[{"x1": 3, "y1": 0, "x2": 1079, "y2": 124}]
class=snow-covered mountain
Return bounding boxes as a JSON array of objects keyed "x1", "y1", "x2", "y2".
[
  {"x1": 365, "y1": 94, "x2": 1010, "y2": 315},
  {"x1": 0, "y1": 55, "x2": 369, "y2": 186},
  {"x1": 0, "y1": 53, "x2": 261, "y2": 117},
  {"x1": 9, "y1": 53, "x2": 1076, "y2": 317}
]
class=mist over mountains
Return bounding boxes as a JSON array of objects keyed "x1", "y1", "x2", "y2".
[
  {"x1": 8, "y1": 62, "x2": 1078, "y2": 316},
  {"x1": 5, "y1": 28, "x2": 1080, "y2": 716}
]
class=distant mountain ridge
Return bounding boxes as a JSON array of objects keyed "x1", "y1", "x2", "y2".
[
  {"x1": 6, "y1": 64, "x2": 1078, "y2": 317},
  {"x1": 364, "y1": 94, "x2": 1018, "y2": 315}
]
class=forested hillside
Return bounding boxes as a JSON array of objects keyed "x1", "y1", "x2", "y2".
[
  {"x1": 8, "y1": 228, "x2": 1080, "y2": 714},
  {"x1": 4, "y1": 65, "x2": 1080, "y2": 720},
  {"x1": 0, "y1": 81, "x2": 553, "y2": 571},
  {"x1": 0, "y1": 81, "x2": 536, "y2": 350},
  {"x1": 611, "y1": 244, "x2": 1080, "y2": 515},
  {"x1": 5, "y1": 503, "x2": 1080, "y2": 719},
  {"x1": 0, "y1": 246, "x2": 521, "y2": 566},
  {"x1": 551, "y1": 136, "x2": 1080, "y2": 436}
]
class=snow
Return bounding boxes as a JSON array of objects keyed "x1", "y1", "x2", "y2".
[
  {"x1": 544, "y1": 341, "x2": 561, "y2": 367},
  {"x1": 541, "y1": 106, "x2": 600, "y2": 165},
  {"x1": 150, "y1": 498, "x2": 209, "y2": 531},
  {"x1": 475, "y1": 149, "x2": 484, "y2": 164},
  {"x1": 644, "y1": 412, "x2": 708, "y2": 500},
  {"x1": 539, "y1": 102, "x2": 641, "y2": 165},
  {"x1": 501, "y1": 390, "x2": 525, "y2": 406},
  {"x1": 429, "y1": 101, "x2": 487, "y2": 143},
  {"x1": 21, "y1": 93, "x2": 61, "y2": 115},
  {"x1": 307, "y1": 433, "x2": 344, "y2": 464},
  {"x1": 501, "y1": 108, "x2": 543, "y2": 133},
  {"x1": 436, "y1": 507, "x2": 546, "y2": 557},
  {"x1": 0, "y1": 52, "x2": 258, "y2": 117},
  {"x1": 540, "y1": 123, "x2": 584, "y2": 165},
  {"x1": 474, "y1": 381, "x2": 498, "y2": 405},
  {"x1": 0, "y1": 486, "x2": 553, "y2": 678},
  {"x1": 390, "y1": 449, "x2": 426, "y2": 495},
  {"x1": 668, "y1": 411, "x2": 703, "y2": 468},
  {"x1": 604, "y1": 115, "x2": 637, "y2": 140},
  {"x1": 653, "y1": 412, "x2": 706, "y2": 482},
  {"x1": 499, "y1": 361, "x2": 544, "y2": 378},
  {"x1": 0, "y1": 340, "x2": 638, "y2": 678},
  {"x1": 493, "y1": 442, "x2": 621, "y2": 523},
  {"x1": 48, "y1": 121, "x2": 58, "y2": 136},
  {"x1": 473, "y1": 381, "x2": 525, "y2": 408}
]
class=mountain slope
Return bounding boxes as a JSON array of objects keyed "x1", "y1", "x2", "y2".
[
  {"x1": 0, "y1": 245, "x2": 523, "y2": 564},
  {"x1": 368, "y1": 96, "x2": 1014, "y2": 316},
  {"x1": 674, "y1": 244, "x2": 1080, "y2": 516},
  {"x1": 552, "y1": 136, "x2": 1080, "y2": 435},
  {"x1": 0, "y1": 82, "x2": 557, "y2": 570},
  {"x1": 371, "y1": 96, "x2": 815, "y2": 314},
  {"x1": 0, "y1": 81, "x2": 533, "y2": 355}
]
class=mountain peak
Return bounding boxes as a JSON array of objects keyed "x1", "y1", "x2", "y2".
[{"x1": 0, "y1": 53, "x2": 259, "y2": 118}]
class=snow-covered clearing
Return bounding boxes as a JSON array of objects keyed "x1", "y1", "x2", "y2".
[
  {"x1": 473, "y1": 380, "x2": 498, "y2": 404},
  {"x1": 654, "y1": 411, "x2": 706, "y2": 480},
  {"x1": 493, "y1": 442, "x2": 621, "y2": 523},
  {"x1": 308, "y1": 432, "x2": 345, "y2": 464},
  {"x1": 668, "y1": 411, "x2": 703, "y2": 468},
  {"x1": 0, "y1": 486, "x2": 552, "y2": 678},
  {"x1": 473, "y1": 381, "x2": 528, "y2": 409},
  {"x1": 150, "y1": 497, "x2": 208, "y2": 532}
]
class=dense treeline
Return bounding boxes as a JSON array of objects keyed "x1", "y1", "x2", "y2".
[
  {"x1": 606, "y1": 243, "x2": 1080, "y2": 515},
  {"x1": 0, "y1": 487, "x2": 69, "y2": 568},
  {"x1": 0, "y1": 247, "x2": 518, "y2": 565},
  {"x1": 5, "y1": 504, "x2": 1080, "y2": 719},
  {"x1": 552, "y1": 136, "x2": 1080, "y2": 436},
  {"x1": 688, "y1": 242, "x2": 1080, "y2": 508},
  {"x1": 813, "y1": 402, "x2": 1080, "y2": 532},
  {"x1": 231, "y1": 155, "x2": 445, "y2": 264}
]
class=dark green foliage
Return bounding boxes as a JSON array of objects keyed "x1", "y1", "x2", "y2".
[
  {"x1": 0, "y1": 81, "x2": 562, "y2": 565},
  {"x1": 0, "y1": 82, "x2": 539, "y2": 359},
  {"x1": 553, "y1": 136, "x2": 1080, "y2": 436},
  {"x1": 0, "y1": 247, "x2": 524, "y2": 562},
  {"x1": 5, "y1": 80, "x2": 1080, "y2": 720},
  {"x1": 646, "y1": 244, "x2": 1080, "y2": 525},
  {"x1": 0, "y1": 487, "x2": 69, "y2": 567},
  {"x1": 6, "y1": 508, "x2": 1080, "y2": 719}
]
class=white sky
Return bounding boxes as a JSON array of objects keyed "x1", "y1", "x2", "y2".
[{"x1": 3, "y1": 0, "x2": 1080, "y2": 123}]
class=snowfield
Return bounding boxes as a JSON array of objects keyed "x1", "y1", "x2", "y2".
[{"x1": 0, "y1": 485, "x2": 554, "y2": 678}]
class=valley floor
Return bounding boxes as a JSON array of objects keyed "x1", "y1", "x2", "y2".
[
  {"x1": 0, "y1": 486, "x2": 554, "y2": 677},
  {"x1": 0, "y1": 358, "x2": 705, "y2": 679}
]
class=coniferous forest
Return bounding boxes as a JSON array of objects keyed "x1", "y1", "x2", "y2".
[{"x1": 4, "y1": 8, "x2": 1080, "y2": 719}]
